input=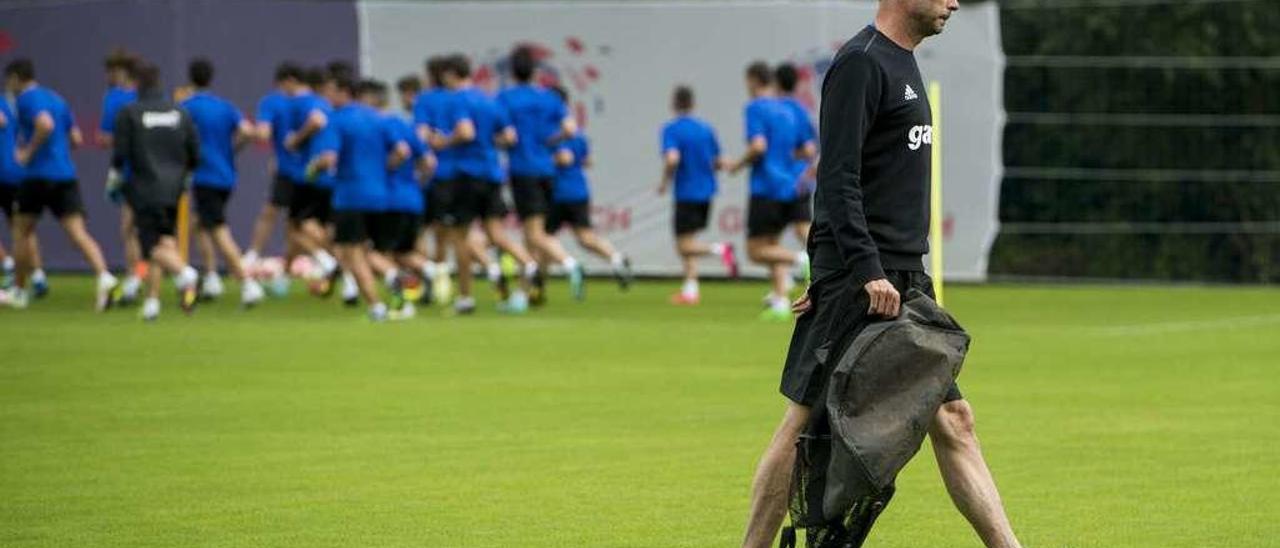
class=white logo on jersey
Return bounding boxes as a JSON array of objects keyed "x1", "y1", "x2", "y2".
[
  {"x1": 904, "y1": 84, "x2": 919, "y2": 101},
  {"x1": 142, "y1": 111, "x2": 181, "y2": 129},
  {"x1": 908, "y1": 125, "x2": 933, "y2": 151}
]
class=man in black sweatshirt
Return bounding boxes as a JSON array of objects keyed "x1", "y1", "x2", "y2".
[
  {"x1": 109, "y1": 63, "x2": 201, "y2": 321},
  {"x1": 742, "y1": 1, "x2": 1021, "y2": 547}
]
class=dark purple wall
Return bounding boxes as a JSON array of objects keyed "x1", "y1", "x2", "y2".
[{"x1": 0, "y1": 0, "x2": 358, "y2": 270}]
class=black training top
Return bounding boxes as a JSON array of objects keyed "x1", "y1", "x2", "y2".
[
  {"x1": 112, "y1": 90, "x2": 199, "y2": 208},
  {"x1": 810, "y1": 25, "x2": 933, "y2": 286}
]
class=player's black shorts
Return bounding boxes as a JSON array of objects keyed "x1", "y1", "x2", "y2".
[
  {"x1": 0, "y1": 184, "x2": 16, "y2": 220},
  {"x1": 333, "y1": 209, "x2": 382, "y2": 246},
  {"x1": 674, "y1": 201, "x2": 711, "y2": 236},
  {"x1": 780, "y1": 268, "x2": 963, "y2": 407},
  {"x1": 422, "y1": 184, "x2": 441, "y2": 225},
  {"x1": 16, "y1": 179, "x2": 84, "y2": 218},
  {"x1": 546, "y1": 200, "x2": 591, "y2": 232},
  {"x1": 376, "y1": 211, "x2": 423, "y2": 254},
  {"x1": 193, "y1": 186, "x2": 232, "y2": 229},
  {"x1": 445, "y1": 176, "x2": 508, "y2": 226},
  {"x1": 747, "y1": 197, "x2": 790, "y2": 238},
  {"x1": 270, "y1": 175, "x2": 294, "y2": 208},
  {"x1": 132, "y1": 203, "x2": 178, "y2": 259},
  {"x1": 289, "y1": 184, "x2": 332, "y2": 224},
  {"x1": 510, "y1": 175, "x2": 552, "y2": 220},
  {"x1": 790, "y1": 193, "x2": 813, "y2": 223}
]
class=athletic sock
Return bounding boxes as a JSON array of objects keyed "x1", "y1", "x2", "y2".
[
  {"x1": 383, "y1": 268, "x2": 400, "y2": 288},
  {"x1": 32, "y1": 269, "x2": 47, "y2": 284},
  {"x1": 709, "y1": 242, "x2": 726, "y2": 256},
  {"x1": 562, "y1": 256, "x2": 579, "y2": 271},
  {"x1": 369, "y1": 301, "x2": 388, "y2": 317},
  {"x1": 242, "y1": 250, "x2": 260, "y2": 265},
  {"x1": 522, "y1": 261, "x2": 538, "y2": 280},
  {"x1": 770, "y1": 294, "x2": 791, "y2": 312},
  {"x1": 794, "y1": 251, "x2": 809, "y2": 271},
  {"x1": 96, "y1": 271, "x2": 118, "y2": 289},
  {"x1": 176, "y1": 266, "x2": 199, "y2": 289},
  {"x1": 486, "y1": 263, "x2": 502, "y2": 283},
  {"x1": 421, "y1": 261, "x2": 438, "y2": 281},
  {"x1": 610, "y1": 253, "x2": 625, "y2": 268},
  {"x1": 681, "y1": 278, "x2": 699, "y2": 298},
  {"x1": 142, "y1": 297, "x2": 160, "y2": 317},
  {"x1": 341, "y1": 271, "x2": 358, "y2": 298},
  {"x1": 2, "y1": 256, "x2": 13, "y2": 271},
  {"x1": 313, "y1": 250, "x2": 338, "y2": 275}
]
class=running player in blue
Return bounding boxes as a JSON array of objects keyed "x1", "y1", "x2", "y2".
[
  {"x1": 3, "y1": 59, "x2": 118, "y2": 311},
  {"x1": 285, "y1": 66, "x2": 342, "y2": 295},
  {"x1": 774, "y1": 62, "x2": 819, "y2": 244},
  {"x1": 411, "y1": 56, "x2": 469, "y2": 304},
  {"x1": 96, "y1": 50, "x2": 143, "y2": 303},
  {"x1": 658, "y1": 85, "x2": 739, "y2": 306},
  {"x1": 358, "y1": 79, "x2": 436, "y2": 313},
  {"x1": 429, "y1": 54, "x2": 537, "y2": 314},
  {"x1": 246, "y1": 62, "x2": 304, "y2": 275},
  {"x1": 728, "y1": 62, "x2": 810, "y2": 321},
  {"x1": 0, "y1": 93, "x2": 27, "y2": 293},
  {"x1": 308, "y1": 75, "x2": 410, "y2": 322},
  {"x1": 181, "y1": 58, "x2": 265, "y2": 306},
  {"x1": 545, "y1": 87, "x2": 633, "y2": 293},
  {"x1": 496, "y1": 45, "x2": 584, "y2": 303}
]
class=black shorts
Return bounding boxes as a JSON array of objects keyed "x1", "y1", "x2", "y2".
[
  {"x1": 377, "y1": 211, "x2": 422, "y2": 254},
  {"x1": 546, "y1": 201, "x2": 591, "y2": 232},
  {"x1": 289, "y1": 183, "x2": 332, "y2": 224},
  {"x1": 747, "y1": 197, "x2": 790, "y2": 238},
  {"x1": 790, "y1": 193, "x2": 813, "y2": 223},
  {"x1": 133, "y1": 203, "x2": 178, "y2": 259},
  {"x1": 0, "y1": 184, "x2": 16, "y2": 220},
  {"x1": 193, "y1": 186, "x2": 232, "y2": 229},
  {"x1": 780, "y1": 269, "x2": 963, "y2": 407},
  {"x1": 445, "y1": 177, "x2": 507, "y2": 226},
  {"x1": 674, "y1": 201, "x2": 711, "y2": 236},
  {"x1": 270, "y1": 175, "x2": 294, "y2": 208},
  {"x1": 510, "y1": 175, "x2": 552, "y2": 220},
  {"x1": 333, "y1": 209, "x2": 382, "y2": 246},
  {"x1": 16, "y1": 179, "x2": 84, "y2": 218},
  {"x1": 422, "y1": 184, "x2": 442, "y2": 225}
]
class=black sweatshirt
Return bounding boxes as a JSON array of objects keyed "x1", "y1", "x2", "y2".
[
  {"x1": 810, "y1": 25, "x2": 933, "y2": 286},
  {"x1": 112, "y1": 90, "x2": 199, "y2": 208}
]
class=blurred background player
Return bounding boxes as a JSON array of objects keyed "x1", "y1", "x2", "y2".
[
  {"x1": 497, "y1": 45, "x2": 584, "y2": 303},
  {"x1": 774, "y1": 62, "x2": 818, "y2": 243},
  {"x1": 99, "y1": 49, "x2": 142, "y2": 303},
  {"x1": 309, "y1": 75, "x2": 408, "y2": 322},
  {"x1": 0, "y1": 79, "x2": 38, "y2": 292},
  {"x1": 284, "y1": 66, "x2": 342, "y2": 296},
  {"x1": 246, "y1": 62, "x2": 304, "y2": 283},
  {"x1": 107, "y1": 63, "x2": 201, "y2": 321},
  {"x1": 411, "y1": 57, "x2": 458, "y2": 304},
  {"x1": 658, "y1": 85, "x2": 738, "y2": 305},
  {"x1": 728, "y1": 61, "x2": 809, "y2": 322},
  {"x1": 547, "y1": 86, "x2": 633, "y2": 294},
  {"x1": 429, "y1": 54, "x2": 535, "y2": 314},
  {"x1": 181, "y1": 58, "x2": 265, "y2": 306},
  {"x1": 4, "y1": 58, "x2": 117, "y2": 311},
  {"x1": 360, "y1": 78, "x2": 436, "y2": 312}
]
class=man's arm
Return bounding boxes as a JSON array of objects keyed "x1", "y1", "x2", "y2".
[
  {"x1": 183, "y1": 112, "x2": 201, "y2": 173},
  {"x1": 16, "y1": 111, "x2": 54, "y2": 166},
  {"x1": 285, "y1": 109, "x2": 327, "y2": 151},
  {"x1": 817, "y1": 53, "x2": 897, "y2": 314},
  {"x1": 729, "y1": 105, "x2": 767, "y2": 175},
  {"x1": 658, "y1": 149, "x2": 679, "y2": 195}
]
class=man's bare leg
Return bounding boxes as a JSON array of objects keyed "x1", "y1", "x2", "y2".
[
  {"x1": 930, "y1": 400, "x2": 1021, "y2": 548},
  {"x1": 742, "y1": 402, "x2": 811, "y2": 548},
  {"x1": 248, "y1": 203, "x2": 281, "y2": 257},
  {"x1": 59, "y1": 214, "x2": 109, "y2": 275}
]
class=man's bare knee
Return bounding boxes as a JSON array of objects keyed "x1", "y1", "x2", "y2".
[{"x1": 931, "y1": 400, "x2": 978, "y2": 450}]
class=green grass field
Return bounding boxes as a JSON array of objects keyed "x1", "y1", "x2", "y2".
[{"x1": 2, "y1": 277, "x2": 1278, "y2": 547}]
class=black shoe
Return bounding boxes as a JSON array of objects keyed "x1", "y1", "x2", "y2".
[
  {"x1": 529, "y1": 268, "x2": 547, "y2": 306},
  {"x1": 614, "y1": 257, "x2": 633, "y2": 291}
]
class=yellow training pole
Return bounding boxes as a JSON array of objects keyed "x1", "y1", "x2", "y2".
[
  {"x1": 928, "y1": 81, "x2": 944, "y2": 306},
  {"x1": 177, "y1": 192, "x2": 191, "y2": 264}
]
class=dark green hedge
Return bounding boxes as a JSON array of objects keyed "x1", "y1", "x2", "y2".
[{"x1": 989, "y1": 0, "x2": 1280, "y2": 282}]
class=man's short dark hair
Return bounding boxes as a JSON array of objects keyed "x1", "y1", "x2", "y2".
[
  {"x1": 673, "y1": 85, "x2": 694, "y2": 111},
  {"x1": 332, "y1": 74, "x2": 357, "y2": 96},
  {"x1": 275, "y1": 61, "x2": 303, "y2": 83},
  {"x1": 4, "y1": 58, "x2": 35, "y2": 81},
  {"x1": 327, "y1": 60, "x2": 355, "y2": 81},
  {"x1": 135, "y1": 63, "x2": 161, "y2": 92},
  {"x1": 304, "y1": 66, "x2": 327, "y2": 88},
  {"x1": 444, "y1": 54, "x2": 471, "y2": 79},
  {"x1": 775, "y1": 62, "x2": 799, "y2": 93},
  {"x1": 745, "y1": 61, "x2": 772, "y2": 86},
  {"x1": 104, "y1": 48, "x2": 137, "y2": 75},
  {"x1": 357, "y1": 78, "x2": 387, "y2": 98},
  {"x1": 510, "y1": 45, "x2": 536, "y2": 82},
  {"x1": 189, "y1": 58, "x2": 214, "y2": 88},
  {"x1": 396, "y1": 74, "x2": 421, "y2": 95}
]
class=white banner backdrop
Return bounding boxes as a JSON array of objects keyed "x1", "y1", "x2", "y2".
[{"x1": 359, "y1": 1, "x2": 1003, "y2": 281}]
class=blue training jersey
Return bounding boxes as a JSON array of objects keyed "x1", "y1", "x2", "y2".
[
  {"x1": 383, "y1": 113, "x2": 426, "y2": 214},
  {"x1": 660, "y1": 115, "x2": 720, "y2": 203},
  {"x1": 15, "y1": 85, "x2": 77, "y2": 182},
  {"x1": 100, "y1": 86, "x2": 137, "y2": 135},
  {"x1": 412, "y1": 88, "x2": 456, "y2": 182},
  {"x1": 553, "y1": 134, "x2": 590, "y2": 203},
  {"x1": 290, "y1": 92, "x2": 334, "y2": 188},
  {"x1": 779, "y1": 96, "x2": 817, "y2": 195},
  {"x1": 0, "y1": 99, "x2": 23, "y2": 185},
  {"x1": 257, "y1": 89, "x2": 301, "y2": 180},
  {"x1": 496, "y1": 84, "x2": 566, "y2": 179},
  {"x1": 744, "y1": 96, "x2": 800, "y2": 201},
  {"x1": 441, "y1": 86, "x2": 508, "y2": 184},
  {"x1": 182, "y1": 91, "x2": 244, "y2": 189},
  {"x1": 315, "y1": 102, "x2": 401, "y2": 212}
]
